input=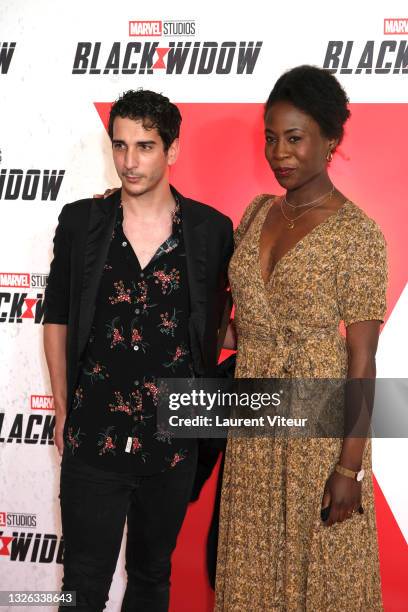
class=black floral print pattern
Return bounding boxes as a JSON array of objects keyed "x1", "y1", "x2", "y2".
[
  {"x1": 97, "y1": 426, "x2": 117, "y2": 456},
  {"x1": 65, "y1": 426, "x2": 85, "y2": 454},
  {"x1": 106, "y1": 317, "x2": 126, "y2": 349},
  {"x1": 150, "y1": 265, "x2": 180, "y2": 294},
  {"x1": 164, "y1": 344, "x2": 190, "y2": 371},
  {"x1": 64, "y1": 198, "x2": 195, "y2": 474},
  {"x1": 72, "y1": 387, "x2": 84, "y2": 410},
  {"x1": 158, "y1": 309, "x2": 179, "y2": 337},
  {"x1": 83, "y1": 358, "x2": 109, "y2": 383}
]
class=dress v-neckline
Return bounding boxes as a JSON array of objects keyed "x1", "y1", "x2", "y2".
[{"x1": 257, "y1": 199, "x2": 350, "y2": 287}]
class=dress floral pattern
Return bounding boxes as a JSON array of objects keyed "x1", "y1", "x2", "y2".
[{"x1": 215, "y1": 195, "x2": 387, "y2": 611}]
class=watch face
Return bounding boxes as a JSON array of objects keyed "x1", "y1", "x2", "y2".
[{"x1": 356, "y1": 469, "x2": 365, "y2": 482}]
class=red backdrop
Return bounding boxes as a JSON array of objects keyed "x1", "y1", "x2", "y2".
[{"x1": 95, "y1": 102, "x2": 408, "y2": 612}]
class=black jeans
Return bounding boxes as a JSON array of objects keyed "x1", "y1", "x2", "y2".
[{"x1": 59, "y1": 449, "x2": 197, "y2": 612}]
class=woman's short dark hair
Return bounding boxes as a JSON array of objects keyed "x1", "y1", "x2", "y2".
[
  {"x1": 265, "y1": 65, "x2": 350, "y2": 145},
  {"x1": 108, "y1": 89, "x2": 182, "y2": 151}
]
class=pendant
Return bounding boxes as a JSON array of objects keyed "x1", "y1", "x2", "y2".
[{"x1": 287, "y1": 220, "x2": 295, "y2": 229}]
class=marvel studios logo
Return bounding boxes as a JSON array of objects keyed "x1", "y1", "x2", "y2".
[
  {"x1": 384, "y1": 18, "x2": 408, "y2": 34},
  {"x1": 129, "y1": 20, "x2": 196, "y2": 37},
  {"x1": 30, "y1": 395, "x2": 54, "y2": 410},
  {"x1": 0, "y1": 512, "x2": 37, "y2": 528},
  {"x1": 0, "y1": 273, "x2": 48, "y2": 289}
]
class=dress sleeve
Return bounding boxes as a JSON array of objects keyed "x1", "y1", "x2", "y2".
[
  {"x1": 336, "y1": 218, "x2": 388, "y2": 327},
  {"x1": 234, "y1": 193, "x2": 272, "y2": 248}
]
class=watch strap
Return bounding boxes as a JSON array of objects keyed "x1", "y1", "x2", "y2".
[{"x1": 335, "y1": 463, "x2": 359, "y2": 480}]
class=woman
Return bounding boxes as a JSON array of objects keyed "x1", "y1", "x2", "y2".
[{"x1": 215, "y1": 66, "x2": 386, "y2": 611}]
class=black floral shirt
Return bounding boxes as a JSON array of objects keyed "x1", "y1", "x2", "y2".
[{"x1": 64, "y1": 199, "x2": 196, "y2": 474}]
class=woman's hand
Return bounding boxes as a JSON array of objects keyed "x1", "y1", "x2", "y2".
[
  {"x1": 321, "y1": 470, "x2": 362, "y2": 527},
  {"x1": 93, "y1": 187, "x2": 120, "y2": 199}
]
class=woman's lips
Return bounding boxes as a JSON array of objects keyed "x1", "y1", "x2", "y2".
[{"x1": 274, "y1": 167, "x2": 296, "y2": 178}]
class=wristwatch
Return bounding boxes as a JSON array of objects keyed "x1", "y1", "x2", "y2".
[{"x1": 335, "y1": 463, "x2": 365, "y2": 482}]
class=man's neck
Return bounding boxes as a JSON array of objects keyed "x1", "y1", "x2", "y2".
[{"x1": 121, "y1": 184, "x2": 176, "y2": 221}]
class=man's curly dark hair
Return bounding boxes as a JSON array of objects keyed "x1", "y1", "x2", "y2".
[
  {"x1": 265, "y1": 65, "x2": 350, "y2": 147},
  {"x1": 108, "y1": 89, "x2": 182, "y2": 151}
]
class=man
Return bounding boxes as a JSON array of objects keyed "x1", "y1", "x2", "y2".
[{"x1": 43, "y1": 89, "x2": 233, "y2": 612}]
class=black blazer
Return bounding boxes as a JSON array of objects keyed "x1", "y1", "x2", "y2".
[{"x1": 43, "y1": 186, "x2": 233, "y2": 419}]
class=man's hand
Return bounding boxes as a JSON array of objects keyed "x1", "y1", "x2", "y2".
[
  {"x1": 321, "y1": 470, "x2": 362, "y2": 527},
  {"x1": 93, "y1": 187, "x2": 120, "y2": 199},
  {"x1": 44, "y1": 323, "x2": 68, "y2": 458},
  {"x1": 54, "y1": 411, "x2": 66, "y2": 457}
]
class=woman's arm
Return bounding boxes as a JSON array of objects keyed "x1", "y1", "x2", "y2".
[
  {"x1": 223, "y1": 320, "x2": 237, "y2": 350},
  {"x1": 339, "y1": 320, "x2": 380, "y2": 468},
  {"x1": 322, "y1": 319, "x2": 380, "y2": 527}
]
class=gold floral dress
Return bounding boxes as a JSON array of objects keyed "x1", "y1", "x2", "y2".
[{"x1": 215, "y1": 195, "x2": 387, "y2": 612}]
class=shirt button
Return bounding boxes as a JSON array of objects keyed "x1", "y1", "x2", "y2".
[
  {"x1": 135, "y1": 308, "x2": 140, "y2": 315},
  {"x1": 140, "y1": 272, "x2": 144, "y2": 278},
  {"x1": 122, "y1": 241, "x2": 127, "y2": 247},
  {"x1": 133, "y1": 345, "x2": 139, "y2": 351}
]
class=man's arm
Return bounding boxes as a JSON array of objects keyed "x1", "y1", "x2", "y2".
[
  {"x1": 44, "y1": 324, "x2": 67, "y2": 456},
  {"x1": 43, "y1": 204, "x2": 72, "y2": 456}
]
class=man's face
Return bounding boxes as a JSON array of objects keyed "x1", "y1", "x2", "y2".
[{"x1": 111, "y1": 116, "x2": 179, "y2": 198}]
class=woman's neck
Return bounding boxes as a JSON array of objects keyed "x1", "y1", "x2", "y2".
[{"x1": 285, "y1": 173, "x2": 333, "y2": 208}]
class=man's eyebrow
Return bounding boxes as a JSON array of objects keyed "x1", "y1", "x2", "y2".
[{"x1": 111, "y1": 139, "x2": 157, "y2": 145}]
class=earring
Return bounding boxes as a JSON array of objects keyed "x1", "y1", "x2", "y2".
[{"x1": 326, "y1": 149, "x2": 333, "y2": 162}]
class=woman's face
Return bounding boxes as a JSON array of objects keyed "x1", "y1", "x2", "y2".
[{"x1": 264, "y1": 101, "x2": 335, "y2": 190}]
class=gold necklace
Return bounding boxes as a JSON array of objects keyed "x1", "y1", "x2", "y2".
[
  {"x1": 280, "y1": 189, "x2": 335, "y2": 229},
  {"x1": 284, "y1": 186, "x2": 334, "y2": 209}
]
